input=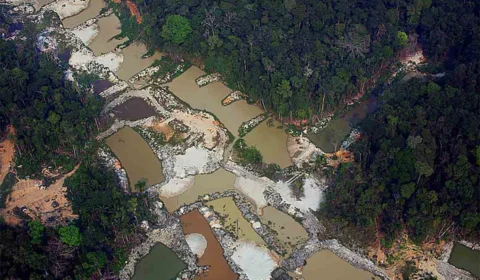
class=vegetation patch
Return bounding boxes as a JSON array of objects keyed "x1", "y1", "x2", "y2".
[
  {"x1": 233, "y1": 139, "x2": 263, "y2": 166},
  {"x1": 238, "y1": 114, "x2": 267, "y2": 137},
  {"x1": 0, "y1": 172, "x2": 17, "y2": 209}
]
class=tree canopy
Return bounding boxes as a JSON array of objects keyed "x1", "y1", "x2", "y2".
[
  {"x1": 161, "y1": 15, "x2": 192, "y2": 45},
  {"x1": 114, "y1": 0, "x2": 432, "y2": 118},
  {"x1": 322, "y1": 0, "x2": 480, "y2": 243},
  {"x1": 59, "y1": 225, "x2": 82, "y2": 247},
  {"x1": 0, "y1": 33, "x2": 103, "y2": 176}
]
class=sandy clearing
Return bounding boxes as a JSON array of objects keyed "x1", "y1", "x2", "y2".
[
  {"x1": 44, "y1": 0, "x2": 90, "y2": 20},
  {"x1": 72, "y1": 22, "x2": 99, "y2": 46},
  {"x1": 231, "y1": 241, "x2": 277, "y2": 280},
  {"x1": 159, "y1": 176, "x2": 195, "y2": 198},
  {"x1": 151, "y1": 121, "x2": 175, "y2": 142},
  {"x1": 171, "y1": 110, "x2": 225, "y2": 150},
  {"x1": 233, "y1": 176, "x2": 267, "y2": 213},
  {"x1": 69, "y1": 49, "x2": 124, "y2": 73},
  {"x1": 185, "y1": 233, "x2": 208, "y2": 258},
  {"x1": 173, "y1": 147, "x2": 212, "y2": 178},
  {"x1": 0, "y1": 165, "x2": 79, "y2": 226}
]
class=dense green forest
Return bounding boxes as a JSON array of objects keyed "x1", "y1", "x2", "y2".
[
  {"x1": 0, "y1": 19, "x2": 153, "y2": 279},
  {"x1": 0, "y1": 0, "x2": 479, "y2": 278},
  {"x1": 0, "y1": 159, "x2": 154, "y2": 279},
  {"x1": 0, "y1": 26, "x2": 103, "y2": 176},
  {"x1": 115, "y1": 0, "x2": 480, "y2": 244},
  {"x1": 323, "y1": 0, "x2": 480, "y2": 244},
  {"x1": 115, "y1": 0, "x2": 426, "y2": 119}
]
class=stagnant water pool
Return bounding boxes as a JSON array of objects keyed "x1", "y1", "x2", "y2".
[
  {"x1": 448, "y1": 243, "x2": 480, "y2": 278},
  {"x1": 132, "y1": 243, "x2": 186, "y2": 280},
  {"x1": 105, "y1": 127, "x2": 164, "y2": 189},
  {"x1": 307, "y1": 95, "x2": 378, "y2": 153},
  {"x1": 181, "y1": 209, "x2": 238, "y2": 280},
  {"x1": 303, "y1": 250, "x2": 377, "y2": 280}
]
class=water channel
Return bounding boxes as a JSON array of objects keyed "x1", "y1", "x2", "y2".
[
  {"x1": 448, "y1": 243, "x2": 480, "y2": 278},
  {"x1": 132, "y1": 243, "x2": 186, "y2": 280}
]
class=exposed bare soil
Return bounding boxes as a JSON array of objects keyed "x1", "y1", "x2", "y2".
[
  {"x1": 0, "y1": 126, "x2": 15, "y2": 186},
  {"x1": 0, "y1": 166, "x2": 79, "y2": 226}
]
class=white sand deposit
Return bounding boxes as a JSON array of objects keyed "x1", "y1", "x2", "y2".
[
  {"x1": 44, "y1": 0, "x2": 90, "y2": 19},
  {"x1": 69, "y1": 49, "x2": 123, "y2": 73},
  {"x1": 72, "y1": 23, "x2": 99, "y2": 46},
  {"x1": 159, "y1": 176, "x2": 195, "y2": 198},
  {"x1": 276, "y1": 176, "x2": 325, "y2": 212},
  {"x1": 173, "y1": 146, "x2": 213, "y2": 178},
  {"x1": 185, "y1": 233, "x2": 207, "y2": 258},
  {"x1": 231, "y1": 241, "x2": 277, "y2": 280},
  {"x1": 234, "y1": 176, "x2": 268, "y2": 211}
]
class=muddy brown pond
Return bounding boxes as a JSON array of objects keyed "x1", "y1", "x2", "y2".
[
  {"x1": 105, "y1": 127, "x2": 164, "y2": 189},
  {"x1": 206, "y1": 197, "x2": 265, "y2": 245},
  {"x1": 303, "y1": 250, "x2": 377, "y2": 280},
  {"x1": 88, "y1": 14, "x2": 127, "y2": 56},
  {"x1": 132, "y1": 243, "x2": 186, "y2": 280},
  {"x1": 162, "y1": 168, "x2": 236, "y2": 212},
  {"x1": 181, "y1": 209, "x2": 238, "y2": 280},
  {"x1": 116, "y1": 42, "x2": 162, "y2": 81},
  {"x1": 113, "y1": 97, "x2": 158, "y2": 121},
  {"x1": 260, "y1": 206, "x2": 308, "y2": 254},
  {"x1": 167, "y1": 67, "x2": 292, "y2": 167}
]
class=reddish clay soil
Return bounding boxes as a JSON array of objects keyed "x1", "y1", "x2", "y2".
[
  {"x1": 0, "y1": 165, "x2": 79, "y2": 226},
  {"x1": 0, "y1": 126, "x2": 15, "y2": 186},
  {"x1": 126, "y1": 0, "x2": 142, "y2": 23},
  {"x1": 112, "y1": 0, "x2": 142, "y2": 23},
  {"x1": 180, "y1": 210, "x2": 238, "y2": 280}
]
